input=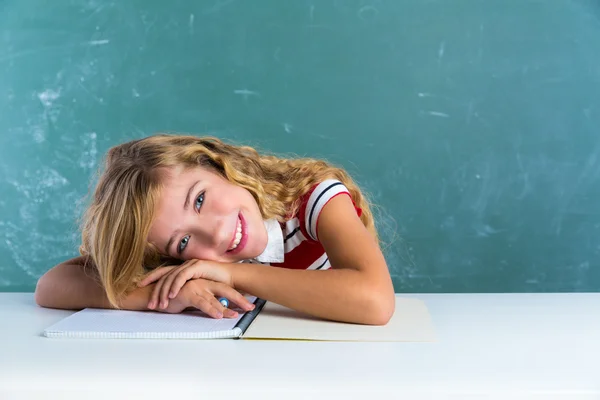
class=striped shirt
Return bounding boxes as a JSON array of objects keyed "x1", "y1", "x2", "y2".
[{"x1": 269, "y1": 179, "x2": 362, "y2": 271}]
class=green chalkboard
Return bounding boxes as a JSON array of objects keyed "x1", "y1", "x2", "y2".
[{"x1": 1, "y1": 0, "x2": 599, "y2": 293}]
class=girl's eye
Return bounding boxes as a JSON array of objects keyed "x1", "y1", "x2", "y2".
[
  {"x1": 178, "y1": 235, "x2": 190, "y2": 254},
  {"x1": 178, "y1": 193, "x2": 204, "y2": 254},
  {"x1": 195, "y1": 192, "x2": 204, "y2": 211}
]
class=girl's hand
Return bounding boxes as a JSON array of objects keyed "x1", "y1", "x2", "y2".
[
  {"x1": 158, "y1": 278, "x2": 253, "y2": 319},
  {"x1": 138, "y1": 260, "x2": 241, "y2": 312}
]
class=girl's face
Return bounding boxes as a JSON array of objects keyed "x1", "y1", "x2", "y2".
[{"x1": 147, "y1": 166, "x2": 268, "y2": 263}]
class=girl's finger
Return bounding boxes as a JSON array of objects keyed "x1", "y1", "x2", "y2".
[
  {"x1": 149, "y1": 272, "x2": 171, "y2": 309},
  {"x1": 223, "y1": 308, "x2": 239, "y2": 318},
  {"x1": 206, "y1": 294, "x2": 238, "y2": 318},
  {"x1": 167, "y1": 267, "x2": 199, "y2": 299},
  {"x1": 212, "y1": 283, "x2": 255, "y2": 312},
  {"x1": 158, "y1": 266, "x2": 185, "y2": 308},
  {"x1": 138, "y1": 266, "x2": 174, "y2": 287},
  {"x1": 190, "y1": 295, "x2": 224, "y2": 319}
]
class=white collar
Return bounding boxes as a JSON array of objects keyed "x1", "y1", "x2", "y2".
[{"x1": 252, "y1": 218, "x2": 285, "y2": 263}]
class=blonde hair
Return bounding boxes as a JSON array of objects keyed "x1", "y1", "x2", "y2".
[{"x1": 80, "y1": 134, "x2": 378, "y2": 308}]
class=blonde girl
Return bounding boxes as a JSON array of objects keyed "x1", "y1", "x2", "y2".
[{"x1": 35, "y1": 134, "x2": 395, "y2": 325}]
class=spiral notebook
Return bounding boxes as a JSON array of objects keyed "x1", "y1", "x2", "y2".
[
  {"x1": 43, "y1": 297, "x2": 266, "y2": 339},
  {"x1": 42, "y1": 296, "x2": 436, "y2": 342}
]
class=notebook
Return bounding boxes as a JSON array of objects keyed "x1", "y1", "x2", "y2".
[
  {"x1": 43, "y1": 296, "x2": 266, "y2": 339},
  {"x1": 42, "y1": 296, "x2": 436, "y2": 341},
  {"x1": 244, "y1": 297, "x2": 436, "y2": 342}
]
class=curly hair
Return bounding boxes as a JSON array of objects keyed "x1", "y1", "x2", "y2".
[{"x1": 80, "y1": 134, "x2": 378, "y2": 308}]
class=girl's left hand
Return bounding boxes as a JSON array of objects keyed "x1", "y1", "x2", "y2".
[{"x1": 137, "y1": 259, "x2": 234, "y2": 310}]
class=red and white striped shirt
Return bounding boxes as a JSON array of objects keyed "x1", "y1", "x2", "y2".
[{"x1": 259, "y1": 179, "x2": 362, "y2": 271}]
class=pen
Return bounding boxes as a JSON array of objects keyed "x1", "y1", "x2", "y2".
[{"x1": 218, "y1": 297, "x2": 229, "y2": 308}]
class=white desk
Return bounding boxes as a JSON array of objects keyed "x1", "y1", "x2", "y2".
[{"x1": 1, "y1": 293, "x2": 599, "y2": 399}]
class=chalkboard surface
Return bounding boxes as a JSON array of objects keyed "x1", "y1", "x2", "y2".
[{"x1": 1, "y1": 0, "x2": 599, "y2": 293}]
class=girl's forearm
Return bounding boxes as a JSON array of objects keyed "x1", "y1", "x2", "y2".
[
  {"x1": 35, "y1": 260, "x2": 151, "y2": 311},
  {"x1": 231, "y1": 264, "x2": 395, "y2": 325},
  {"x1": 35, "y1": 262, "x2": 112, "y2": 310}
]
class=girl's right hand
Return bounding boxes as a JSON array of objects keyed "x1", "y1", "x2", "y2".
[{"x1": 152, "y1": 278, "x2": 253, "y2": 319}]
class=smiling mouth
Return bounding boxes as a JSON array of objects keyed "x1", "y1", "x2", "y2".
[
  {"x1": 226, "y1": 213, "x2": 247, "y2": 254},
  {"x1": 228, "y1": 216, "x2": 243, "y2": 251}
]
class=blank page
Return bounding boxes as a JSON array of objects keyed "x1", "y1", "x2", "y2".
[
  {"x1": 243, "y1": 296, "x2": 436, "y2": 342},
  {"x1": 43, "y1": 298, "x2": 258, "y2": 339}
]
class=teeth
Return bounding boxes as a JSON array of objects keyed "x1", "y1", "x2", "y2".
[{"x1": 228, "y1": 217, "x2": 243, "y2": 251}]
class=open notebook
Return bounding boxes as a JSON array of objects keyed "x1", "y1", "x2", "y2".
[
  {"x1": 42, "y1": 296, "x2": 436, "y2": 342},
  {"x1": 43, "y1": 297, "x2": 266, "y2": 339}
]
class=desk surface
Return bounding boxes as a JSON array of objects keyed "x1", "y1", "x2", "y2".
[{"x1": 1, "y1": 293, "x2": 599, "y2": 399}]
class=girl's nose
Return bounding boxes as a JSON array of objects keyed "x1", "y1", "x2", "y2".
[{"x1": 195, "y1": 215, "x2": 230, "y2": 250}]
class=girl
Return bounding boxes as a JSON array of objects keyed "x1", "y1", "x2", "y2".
[{"x1": 35, "y1": 134, "x2": 395, "y2": 325}]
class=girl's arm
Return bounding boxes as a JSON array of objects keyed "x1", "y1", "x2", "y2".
[
  {"x1": 34, "y1": 256, "x2": 152, "y2": 311},
  {"x1": 231, "y1": 194, "x2": 396, "y2": 325},
  {"x1": 35, "y1": 257, "x2": 254, "y2": 317}
]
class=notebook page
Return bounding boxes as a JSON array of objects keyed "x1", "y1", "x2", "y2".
[
  {"x1": 243, "y1": 296, "x2": 436, "y2": 342},
  {"x1": 44, "y1": 296, "x2": 257, "y2": 339}
]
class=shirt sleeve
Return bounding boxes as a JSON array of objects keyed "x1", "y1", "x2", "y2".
[{"x1": 297, "y1": 179, "x2": 363, "y2": 242}]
